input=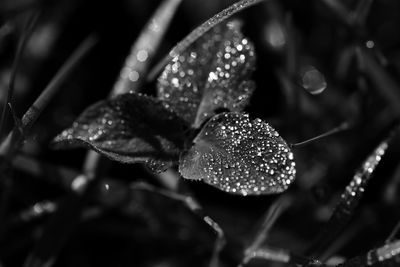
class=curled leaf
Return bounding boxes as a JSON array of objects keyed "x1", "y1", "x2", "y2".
[
  {"x1": 157, "y1": 20, "x2": 256, "y2": 128},
  {"x1": 53, "y1": 93, "x2": 186, "y2": 171},
  {"x1": 179, "y1": 112, "x2": 296, "y2": 195}
]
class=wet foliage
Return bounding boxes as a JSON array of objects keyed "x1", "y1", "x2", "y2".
[{"x1": 1, "y1": 0, "x2": 400, "y2": 267}]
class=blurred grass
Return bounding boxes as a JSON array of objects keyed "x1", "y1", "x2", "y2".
[{"x1": 1, "y1": 0, "x2": 400, "y2": 266}]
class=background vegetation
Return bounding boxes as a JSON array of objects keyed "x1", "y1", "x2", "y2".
[{"x1": 0, "y1": 0, "x2": 400, "y2": 266}]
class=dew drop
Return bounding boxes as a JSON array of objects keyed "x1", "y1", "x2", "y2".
[{"x1": 300, "y1": 65, "x2": 327, "y2": 95}]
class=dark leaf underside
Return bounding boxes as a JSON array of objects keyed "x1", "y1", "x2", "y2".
[{"x1": 53, "y1": 93, "x2": 187, "y2": 172}]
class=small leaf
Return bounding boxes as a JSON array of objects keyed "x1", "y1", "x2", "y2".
[
  {"x1": 53, "y1": 93, "x2": 186, "y2": 171},
  {"x1": 179, "y1": 112, "x2": 296, "y2": 195},
  {"x1": 157, "y1": 20, "x2": 256, "y2": 128}
]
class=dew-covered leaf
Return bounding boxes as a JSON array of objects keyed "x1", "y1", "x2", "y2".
[
  {"x1": 179, "y1": 112, "x2": 296, "y2": 195},
  {"x1": 53, "y1": 93, "x2": 186, "y2": 172},
  {"x1": 157, "y1": 20, "x2": 256, "y2": 128}
]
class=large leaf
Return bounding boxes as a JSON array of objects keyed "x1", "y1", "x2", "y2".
[
  {"x1": 179, "y1": 112, "x2": 296, "y2": 195},
  {"x1": 53, "y1": 93, "x2": 186, "y2": 171},
  {"x1": 157, "y1": 20, "x2": 256, "y2": 128}
]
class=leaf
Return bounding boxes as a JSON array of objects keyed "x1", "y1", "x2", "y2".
[
  {"x1": 179, "y1": 112, "x2": 296, "y2": 195},
  {"x1": 53, "y1": 93, "x2": 186, "y2": 172},
  {"x1": 149, "y1": 0, "x2": 265, "y2": 79},
  {"x1": 157, "y1": 20, "x2": 256, "y2": 128}
]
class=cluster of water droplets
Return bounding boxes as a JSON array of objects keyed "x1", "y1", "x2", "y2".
[
  {"x1": 180, "y1": 112, "x2": 296, "y2": 195},
  {"x1": 157, "y1": 20, "x2": 255, "y2": 128},
  {"x1": 54, "y1": 93, "x2": 183, "y2": 170},
  {"x1": 340, "y1": 140, "x2": 388, "y2": 210},
  {"x1": 372, "y1": 240, "x2": 400, "y2": 264}
]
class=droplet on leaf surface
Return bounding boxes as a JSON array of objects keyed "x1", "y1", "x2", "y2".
[
  {"x1": 179, "y1": 112, "x2": 296, "y2": 195},
  {"x1": 157, "y1": 20, "x2": 256, "y2": 128},
  {"x1": 53, "y1": 93, "x2": 186, "y2": 172}
]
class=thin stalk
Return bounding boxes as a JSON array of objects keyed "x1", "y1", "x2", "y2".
[{"x1": 291, "y1": 122, "x2": 350, "y2": 149}]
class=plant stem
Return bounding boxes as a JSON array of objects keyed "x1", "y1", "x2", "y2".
[
  {"x1": 111, "y1": 0, "x2": 183, "y2": 96},
  {"x1": 290, "y1": 122, "x2": 350, "y2": 149}
]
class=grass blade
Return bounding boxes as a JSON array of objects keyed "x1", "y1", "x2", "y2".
[
  {"x1": 112, "y1": 0, "x2": 183, "y2": 96},
  {"x1": 307, "y1": 128, "x2": 397, "y2": 259}
]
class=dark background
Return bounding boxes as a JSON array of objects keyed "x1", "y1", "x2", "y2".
[{"x1": 1, "y1": 0, "x2": 400, "y2": 266}]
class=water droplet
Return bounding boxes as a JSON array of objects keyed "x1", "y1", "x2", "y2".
[
  {"x1": 300, "y1": 65, "x2": 327, "y2": 95},
  {"x1": 264, "y1": 20, "x2": 286, "y2": 49},
  {"x1": 137, "y1": 49, "x2": 149, "y2": 62}
]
